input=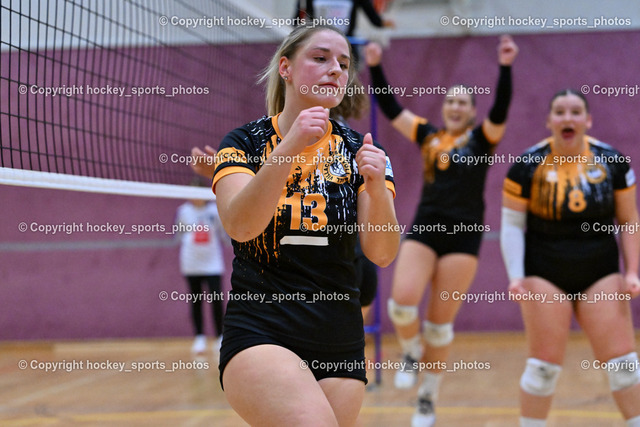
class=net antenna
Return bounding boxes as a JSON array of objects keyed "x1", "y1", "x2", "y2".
[{"x1": 0, "y1": 0, "x2": 286, "y2": 199}]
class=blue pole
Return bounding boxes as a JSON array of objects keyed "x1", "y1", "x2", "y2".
[
  {"x1": 369, "y1": 91, "x2": 383, "y2": 386},
  {"x1": 350, "y1": 34, "x2": 383, "y2": 386}
]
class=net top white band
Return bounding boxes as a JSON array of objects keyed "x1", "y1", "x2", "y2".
[{"x1": 0, "y1": 167, "x2": 215, "y2": 200}]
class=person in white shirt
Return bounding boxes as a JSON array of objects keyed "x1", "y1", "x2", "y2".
[{"x1": 175, "y1": 196, "x2": 226, "y2": 354}]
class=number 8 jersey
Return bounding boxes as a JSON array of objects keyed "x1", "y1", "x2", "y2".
[
  {"x1": 212, "y1": 114, "x2": 395, "y2": 352},
  {"x1": 503, "y1": 136, "x2": 635, "y2": 240}
]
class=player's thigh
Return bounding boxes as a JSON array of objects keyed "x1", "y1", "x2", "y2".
[
  {"x1": 318, "y1": 377, "x2": 365, "y2": 427},
  {"x1": 223, "y1": 344, "x2": 338, "y2": 427},
  {"x1": 390, "y1": 239, "x2": 437, "y2": 305},
  {"x1": 426, "y1": 253, "x2": 478, "y2": 322},
  {"x1": 576, "y1": 273, "x2": 636, "y2": 361},
  {"x1": 519, "y1": 277, "x2": 573, "y2": 363}
]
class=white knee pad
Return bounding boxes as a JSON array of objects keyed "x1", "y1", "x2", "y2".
[
  {"x1": 520, "y1": 358, "x2": 562, "y2": 397},
  {"x1": 387, "y1": 299, "x2": 418, "y2": 326},
  {"x1": 606, "y1": 352, "x2": 640, "y2": 392},
  {"x1": 520, "y1": 416, "x2": 547, "y2": 427},
  {"x1": 626, "y1": 415, "x2": 640, "y2": 427},
  {"x1": 422, "y1": 321, "x2": 454, "y2": 347}
]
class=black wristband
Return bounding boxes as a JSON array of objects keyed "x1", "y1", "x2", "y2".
[
  {"x1": 488, "y1": 65, "x2": 512, "y2": 124},
  {"x1": 369, "y1": 65, "x2": 403, "y2": 120}
]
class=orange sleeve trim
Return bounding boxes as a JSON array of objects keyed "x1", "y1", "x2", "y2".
[
  {"x1": 386, "y1": 181, "x2": 396, "y2": 198},
  {"x1": 357, "y1": 181, "x2": 396, "y2": 199},
  {"x1": 502, "y1": 190, "x2": 529, "y2": 204},
  {"x1": 614, "y1": 184, "x2": 637, "y2": 194},
  {"x1": 211, "y1": 166, "x2": 255, "y2": 194},
  {"x1": 503, "y1": 178, "x2": 523, "y2": 197},
  {"x1": 411, "y1": 116, "x2": 428, "y2": 144}
]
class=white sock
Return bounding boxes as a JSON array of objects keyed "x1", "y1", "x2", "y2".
[
  {"x1": 520, "y1": 416, "x2": 546, "y2": 427},
  {"x1": 418, "y1": 372, "x2": 442, "y2": 401},
  {"x1": 627, "y1": 415, "x2": 640, "y2": 427},
  {"x1": 398, "y1": 334, "x2": 423, "y2": 360}
]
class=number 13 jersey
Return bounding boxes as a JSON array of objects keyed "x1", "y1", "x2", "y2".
[{"x1": 213, "y1": 114, "x2": 395, "y2": 352}]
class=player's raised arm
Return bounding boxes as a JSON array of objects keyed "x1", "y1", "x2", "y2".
[
  {"x1": 482, "y1": 35, "x2": 518, "y2": 143},
  {"x1": 365, "y1": 42, "x2": 421, "y2": 141}
]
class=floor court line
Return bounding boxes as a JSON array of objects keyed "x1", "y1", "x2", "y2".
[{"x1": 0, "y1": 406, "x2": 623, "y2": 425}]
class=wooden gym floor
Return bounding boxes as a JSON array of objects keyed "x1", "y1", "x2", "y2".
[{"x1": 0, "y1": 332, "x2": 634, "y2": 426}]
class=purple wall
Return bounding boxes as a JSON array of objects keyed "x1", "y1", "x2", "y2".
[
  {"x1": 2, "y1": 30, "x2": 640, "y2": 340},
  {"x1": 0, "y1": 185, "x2": 236, "y2": 340}
]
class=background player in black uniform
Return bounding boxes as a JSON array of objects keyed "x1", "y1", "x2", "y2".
[
  {"x1": 293, "y1": 0, "x2": 394, "y2": 67},
  {"x1": 501, "y1": 90, "x2": 640, "y2": 427},
  {"x1": 212, "y1": 26, "x2": 399, "y2": 426},
  {"x1": 364, "y1": 35, "x2": 518, "y2": 426},
  {"x1": 293, "y1": 0, "x2": 394, "y2": 37}
]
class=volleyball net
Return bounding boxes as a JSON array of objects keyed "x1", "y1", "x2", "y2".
[{"x1": 0, "y1": 0, "x2": 285, "y2": 198}]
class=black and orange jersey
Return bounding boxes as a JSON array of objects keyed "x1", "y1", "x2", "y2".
[
  {"x1": 503, "y1": 136, "x2": 636, "y2": 237},
  {"x1": 212, "y1": 114, "x2": 395, "y2": 352},
  {"x1": 411, "y1": 117, "x2": 497, "y2": 224}
]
